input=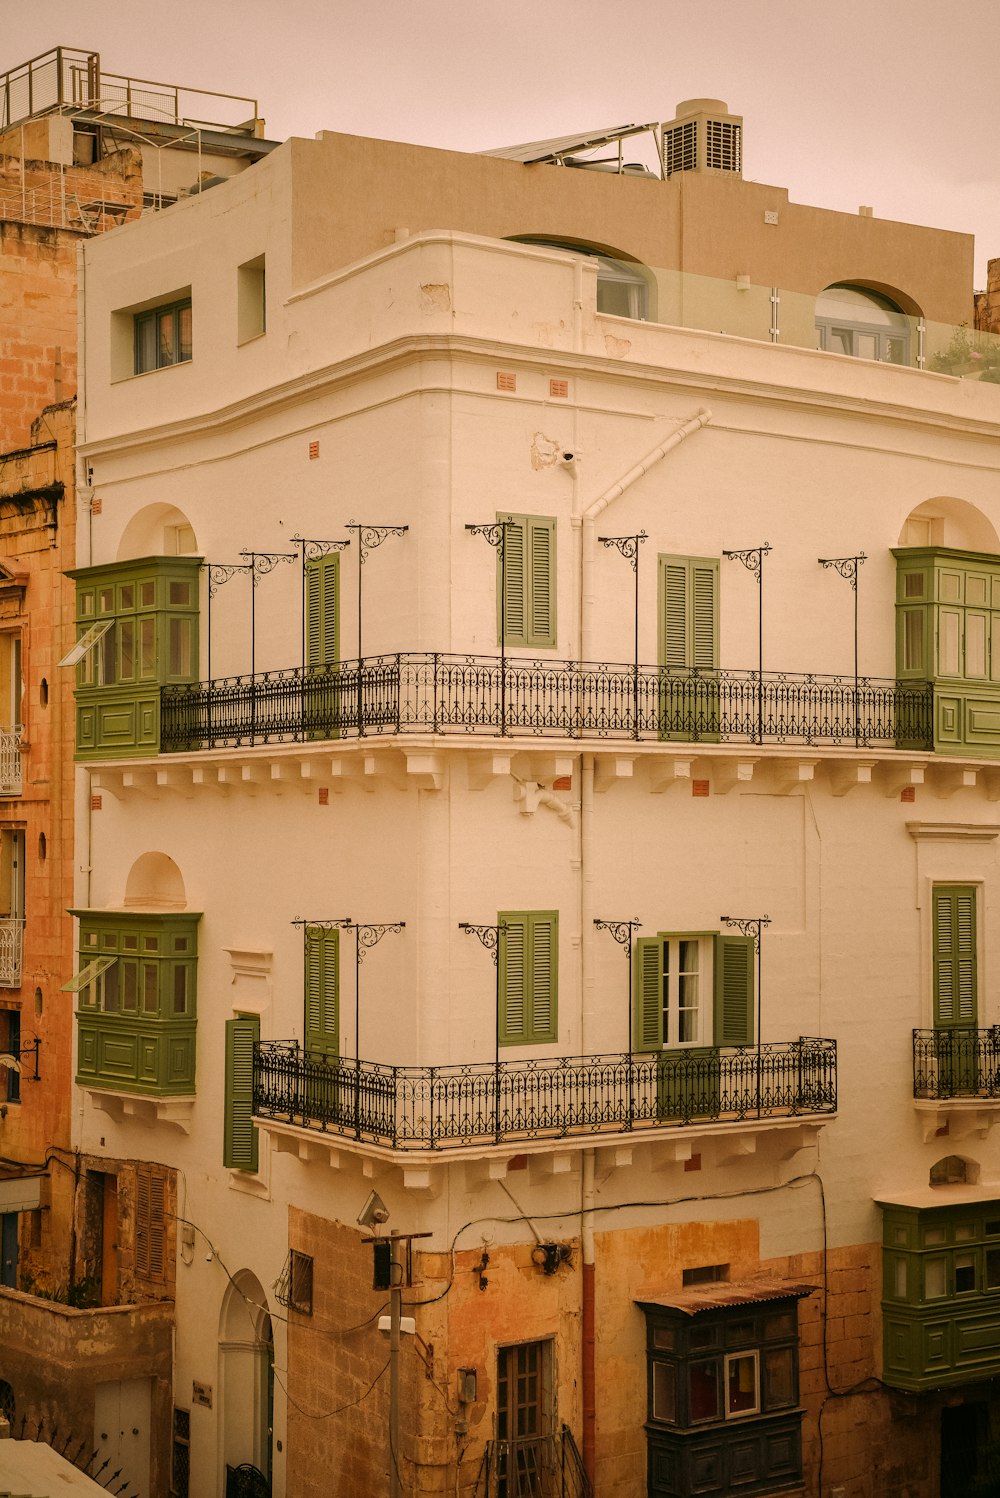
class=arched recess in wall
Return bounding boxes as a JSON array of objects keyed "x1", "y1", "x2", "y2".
[
  {"x1": 219, "y1": 1269, "x2": 274, "y2": 1484},
  {"x1": 508, "y1": 235, "x2": 655, "y2": 321},
  {"x1": 117, "y1": 503, "x2": 200, "y2": 562},
  {"x1": 930, "y1": 1155, "x2": 980, "y2": 1186},
  {"x1": 897, "y1": 498, "x2": 1000, "y2": 554},
  {"x1": 815, "y1": 282, "x2": 919, "y2": 365},
  {"x1": 123, "y1": 852, "x2": 186, "y2": 910}
]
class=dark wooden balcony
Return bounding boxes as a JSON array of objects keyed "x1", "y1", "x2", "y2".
[
  {"x1": 253, "y1": 1038, "x2": 837, "y2": 1153},
  {"x1": 160, "y1": 653, "x2": 932, "y2": 753},
  {"x1": 475, "y1": 1426, "x2": 592, "y2": 1498}
]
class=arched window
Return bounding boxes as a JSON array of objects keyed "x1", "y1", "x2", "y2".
[
  {"x1": 815, "y1": 284, "x2": 910, "y2": 365},
  {"x1": 511, "y1": 238, "x2": 650, "y2": 320}
]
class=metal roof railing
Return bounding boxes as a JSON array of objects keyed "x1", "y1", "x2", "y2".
[{"x1": 0, "y1": 46, "x2": 260, "y2": 136}]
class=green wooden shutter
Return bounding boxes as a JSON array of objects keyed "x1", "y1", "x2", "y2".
[
  {"x1": 634, "y1": 937, "x2": 663, "y2": 1051},
  {"x1": 691, "y1": 561, "x2": 720, "y2": 669},
  {"x1": 305, "y1": 555, "x2": 339, "y2": 668},
  {"x1": 659, "y1": 556, "x2": 719, "y2": 670},
  {"x1": 499, "y1": 912, "x2": 558, "y2": 1044},
  {"x1": 662, "y1": 561, "x2": 688, "y2": 670},
  {"x1": 499, "y1": 916, "x2": 527, "y2": 1043},
  {"x1": 224, "y1": 1015, "x2": 259, "y2": 1171},
  {"x1": 304, "y1": 927, "x2": 339, "y2": 1057},
  {"x1": 500, "y1": 518, "x2": 526, "y2": 645},
  {"x1": 713, "y1": 934, "x2": 754, "y2": 1046},
  {"x1": 499, "y1": 516, "x2": 556, "y2": 648},
  {"x1": 527, "y1": 519, "x2": 556, "y2": 648},
  {"x1": 933, "y1": 886, "x2": 977, "y2": 1027},
  {"x1": 528, "y1": 913, "x2": 558, "y2": 1042}
]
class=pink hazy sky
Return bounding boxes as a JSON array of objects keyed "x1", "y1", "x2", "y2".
[{"x1": 12, "y1": 0, "x2": 1000, "y2": 283}]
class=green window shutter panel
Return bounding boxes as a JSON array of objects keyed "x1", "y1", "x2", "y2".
[
  {"x1": 934, "y1": 886, "x2": 978, "y2": 1027},
  {"x1": 224, "y1": 1016, "x2": 259, "y2": 1171},
  {"x1": 528, "y1": 519, "x2": 556, "y2": 648},
  {"x1": 304, "y1": 926, "x2": 339, "y2": 1056},
  {"x1": 659, "y1": 555, "x2": 719, "y2": 670},
  {"x1": 528, "y1": 913, "x2": 558, "y2": 1041},
  {"x1": 634, "y1": 937, "x2": 663, "y2": 1051},
  {"x1": 498, "y1": 515, "x2": 556, "y2": 648},
  {"x1": 499, "y1": 917, "x2": 527, "y2": 1042},
  {"x1": 499, "y1": 911, "x2": 559, "y2": 1044},
  {"x1": 305, "y1": 555, "x2": 339, "y2": 668},
  {"x1": 713, "y1": 934, "x2": 754, "y2": 1046},
  {"x1": 691, "y1": 561, "x2": 719, "y2": 669},
  {"x1": 662, "y1": 562, "x2": 688, "y2": 670}
]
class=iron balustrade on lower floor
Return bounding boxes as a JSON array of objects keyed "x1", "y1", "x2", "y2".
[
  {"x1": 475, "y1": 1426, "x2": 593, "y2": 1498},
  {"x1": 159, "y1": 653, "x2": 933, "y2": 752},
  {"x1": 0, "y1": 919, "x2": 24, "y2": 988},
  {"x1": 0, "y1": 727, "x2": 21, "y2": 794},
  {"x1": 253, "y1": 1038, "x2": 837, "y2": 1151},
  {"x1": 913, "y1": 1027, "x2": 1000, "y2": 1099}
]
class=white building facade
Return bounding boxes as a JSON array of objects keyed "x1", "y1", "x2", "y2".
[{"x1": 71, "y1": 119, "x2": 1000, "y2": 1498}]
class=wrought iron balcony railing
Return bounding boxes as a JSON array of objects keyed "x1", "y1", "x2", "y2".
[
  {"x1": 160, "y1": 653, "x2": 932, "y2": 753},
  {"x1": 253, "y1": 1038, "x2": 837, "y2": 1152},
  {"x1": 475, "y1": 1427, "x2": 593, "y2": 1498},
  {"x1": 0, "y1": 919, "x2": 24, "y2": 988},
  {"x1": 913, "y1": 1027, "x2": 1000, "y2": 1099},
  {"x1": 0, "y1": 727, "x2": 22, "y2": 795}
]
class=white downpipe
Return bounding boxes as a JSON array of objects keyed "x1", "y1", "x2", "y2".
[{"x1": 580, "y1": 407, "x2": 711, "y2": 662}]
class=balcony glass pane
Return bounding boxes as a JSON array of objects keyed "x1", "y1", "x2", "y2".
[
  {"x1": 925, "y1": 1259, "x2": 947, "y2": 1298},
  {"x1": 652, "y1": 1361, "x2": 675, "y2": 1422},
  {"x1": 689, "y1": 1360, "x2": 719, "y2": 1421}
]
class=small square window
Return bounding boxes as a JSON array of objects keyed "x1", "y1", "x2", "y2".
[
  {"x1": 134, "y1": 297, "x2": 193, "y2": 374},
  {"x1": 955, "y1": 1254, "x2": 976, "y2": 1293}
]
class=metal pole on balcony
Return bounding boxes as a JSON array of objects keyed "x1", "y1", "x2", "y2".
[
  {"x1": 596, "y1": 534, "x2": 647, "y2": 738},
  {"x1": 239, "y1": 550, "x2": 296, "y2": 742},
  {"x1": 721, "y1": 916, "x2": 770, "y2": 1118},
  {"x1": 722, "y1": 544, "x2": 771, "y2": 744},
  {"x1": 466, "y1": 521, "x2": 516, "y2": 736},
  {"x1": 293, "y1": 917, "x2": 404, "y2": 1142},
  {"x1": 203, "y1": 563, "x2": 252, "y2": 747},
  {"x1": 459, "y1": 922, "x2": 506, "y2": 1142},
  {"x1": 818, "y1": 553, "x2": 866, "y2": 746},
  {"x1": 291, "y1": 535, "x2": 351, "y2": 738},
  {"x1": 344, "y1": 523, "x2": 409, "y2": 737},
  {"x1": 594, "y1": 918, "x2": 641, "y2": 1126}
]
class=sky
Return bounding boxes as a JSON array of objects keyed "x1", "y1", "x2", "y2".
[{"x1": 7, "y1": 0, "x2": 1000, "y2": 282}]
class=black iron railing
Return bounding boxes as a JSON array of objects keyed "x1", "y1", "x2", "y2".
[
  {"x1": 160, "y1": 653, "x2": 932, "y2": 753},
  {"x1": 913, "y1": 1028, "x2": 1000, "y2": 1099},
  {"x1": 475, "y1": 1426, "x2": 593, "y2": 1498},
  {"x1": 253, "y1": 1038, "x2": 837, "y2": 1152}
]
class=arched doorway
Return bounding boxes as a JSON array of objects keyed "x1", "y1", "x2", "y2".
[{"x1": 219, "y1": 1269, "x2": 274, "y2": 1492}]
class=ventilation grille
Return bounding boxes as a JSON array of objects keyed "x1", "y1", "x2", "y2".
[
  {"x1": 706, "y1": 120, "x2": 742, "y2": 173},
  {"x1": 664, "y1": 120, "x2": 697, "y2": 175}
]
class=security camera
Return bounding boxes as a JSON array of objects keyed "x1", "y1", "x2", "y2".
[{"x1": 357, "y1": 1189, "x2": 390, "y2": 1229}]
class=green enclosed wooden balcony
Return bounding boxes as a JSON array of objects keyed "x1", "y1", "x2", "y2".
[
  {"x1": 880, "y1": 1193, "x2": 1000, "y2": 1390},
  {"x1": 70, "y1": 910, "x2": 199, "y2": 1114}
]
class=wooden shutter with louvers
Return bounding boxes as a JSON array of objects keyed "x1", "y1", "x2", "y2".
[
  {"x1": 713, "y1": 934, "x2": 754, "y2": 1046},
  {"x1": 498, "y1": 515, "x2": 556, "y2": 649},
  {"x1": 659, "y1": 555, "x2": 719, "y2": 670},
  {"x1": 634, "y1": 937, "x2": 664, "y2": 1051},
  {"x1": 305, "y1": 555, "x2": 339, "y2": 669},
  {"x1": 305, "y1": 926, "x2": 339, "y2": 1057},
  {"x1": 499, "y1": 912, "x2": 558, "y2": 1044},
  {"x1": 224, "y1": 1016, "x2": 259, "y2": 1171},
  {"x1": 933, "y1": 886, "x2": 978, "y2": 1028},
  {"x1": 135, "y1": 1164, "x2": 167, "y2": 1280}
]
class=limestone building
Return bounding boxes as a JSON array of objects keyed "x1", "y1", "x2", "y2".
[{"x1": 58, "y1": 98, "x2": 1000, "y2": 1498}]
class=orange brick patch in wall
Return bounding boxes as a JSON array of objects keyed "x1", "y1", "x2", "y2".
[
  {"x1": 692, "y1": 780, "x2": 710, "y2": 797},
  {"x1": 497, "y1": 371, "x2": 516, "y2": 392},
  {"x1": 901, "y1": 785, "x2": 916, "y2": 802},
  {"x1": 90, "y1": 794, "x2": 102, "y2": 811},
  {"x1": 309, "y1": 440, "x2": 320, "y2": 459},
  {"x1": 549, "y1": 378, "x2": 568, "y2": 398}
]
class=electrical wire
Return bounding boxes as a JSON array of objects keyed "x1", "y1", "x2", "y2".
[{"x1": 271, "y1": 1353, "x2": 390, "y2": 1421}]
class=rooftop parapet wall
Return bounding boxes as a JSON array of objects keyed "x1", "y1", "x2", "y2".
[{"x1": 289, "y1": 130, "x2": 975, "y2": 325}]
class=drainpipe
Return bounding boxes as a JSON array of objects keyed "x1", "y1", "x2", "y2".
[
  {"x1": 580, "y1": 408, "x2": 712, "y2": 662},
  {"x1": 581, "y1": 1146, "x2": 596, "y2": 1482}
]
